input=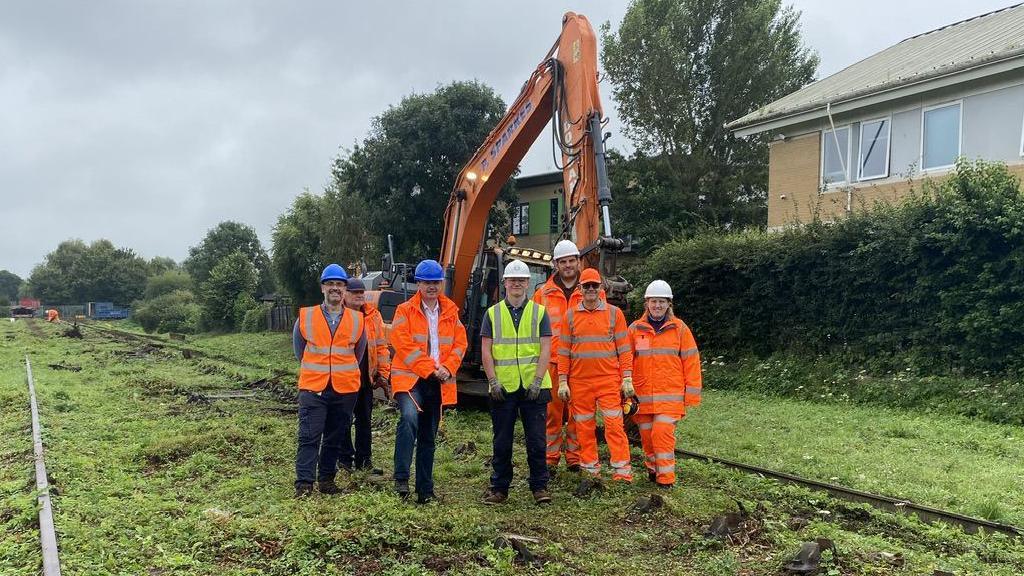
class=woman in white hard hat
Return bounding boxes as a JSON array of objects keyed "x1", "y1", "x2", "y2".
[{"x1": 626, "y1": 280, "x2": 703, "y2": 488}]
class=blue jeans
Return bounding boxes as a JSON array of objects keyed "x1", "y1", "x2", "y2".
[
  {"x1": 295, "y1": 387, "x2": 358, "y2": 486},
  {"x1": 490, "y1": 388, "x2": 551, "y2": 493},
  {"x1": 393, "y1": 377, "x2": 442, "y2": 495}
]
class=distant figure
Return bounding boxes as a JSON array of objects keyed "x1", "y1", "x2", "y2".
[{"x1": 46, "y1": 309, "x2": 60, "y2": 323}]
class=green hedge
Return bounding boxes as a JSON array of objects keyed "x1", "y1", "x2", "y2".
[{"x1": 630, "y1": 160, "x2": 1024, "y2": 374}]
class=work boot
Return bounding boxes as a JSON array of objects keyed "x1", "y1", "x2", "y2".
[
  {"x1": 648, "y1": 471, "x2": 657, "y2": 483},
  {"x1": 416, "y1": 492, "x2": 436, "y2": 505},
  {"x1": 395, "y1": 481, "x2": 410, "y2": 500},
  {"x1": 567, "y1": 464, "x2": 581, "y2": 473},
  {"x1": 573, "y1": 476, "x2": 601, "y2": 498},
  {"x1": 656, "y1": 482, "x2": 674, "y2": 490},
  {"x1": 532, "y1": 489, "x2": 553, "y2": 505},
  {"x1": 294, "y1": 482, "x2": 314, "y2": 498},
  {"x1": 318, "y1": 478, "x2": 340, "y2": 495},
  {"x1": 483, "y1": 489, "x2": 508, "y2": 505}
]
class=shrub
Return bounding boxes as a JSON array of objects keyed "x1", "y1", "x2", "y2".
[
  {"x1": 199, "y1": 252, "x2": 257, "y2": 332},
  {"x1": 632, "y1": 160, "x2": 1024, "y2": 374},
  {"x1": 133, "y1": 290, "x2": 200, "y2": 334},
  {"x1": 144, "y1": 270, "x2": 192, "y2": 300},
  {"x1": 240, "y1": 302, "x2": 272, "y2": 333}
]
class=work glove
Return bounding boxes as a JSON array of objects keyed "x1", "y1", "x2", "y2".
[
  {"x1": 620, "y1": 376, "x2": 635, "y2": 398},
  {"x1": 488, "y1": 378, "x2": 505, "y2": 401},
  {"x1": 557, "y1": 379, "x2": 570, "y2": 402},
  {"x1": 525, "y1": 376, "x2": 542, "y2": 401}
]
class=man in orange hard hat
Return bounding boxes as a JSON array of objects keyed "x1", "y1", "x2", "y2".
[{"x1": 557, "y1": 267, "x2": 634, "y2": 496}]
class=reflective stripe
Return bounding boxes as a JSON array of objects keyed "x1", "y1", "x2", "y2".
[
  {"x1": 374, "y1": 338, "x2": 388, "y2": 345},
  {"x1": 494, "y1": 356, "x2": 540, "y2": 366},
  {"x1": 638, "y1": 394, "x2": 685, "y2": 403},
  {"x1": 546, "y1": 433, "x2": 561, "y2": 441},
  {"x1": 616, "y1": 344, "x2": 631, "y2": 354},
  {"x1": 404, "y1": 349, "x2": 423, "y2": 365},
  {"x1": 305, "y1": 344, "x2": 332, "y2": 355},
  {"x1": 636, "y1": 348, "x2": 684, "y2": 357},
  {"x1": 601, "y1": 408, "x2": 623, "y2": 418},
  {"x1": 571, "y1": 350, "x2": 617, "y2": 359},
  {"x1": 580, "y1": 461, "x2": 600, "y2": 473},
  {"x1": 330, "y1": 363, "x2": 359, "y2": 372},
  {"x1": 557, "y1": 347, "x2": 571, "y2": 356},
  {"x1": 609, "y1": 460, "x2": 630, "y2": 468},
  {"x1": 300, "y1": 362, "x2": 331, "y2": 373},
  {"x1": 546, "y1": 446, "x2": 560, "y2": 454},
  {"x1": 451, "y1": 347, "x2": 465, "y2": 358},
  {"x1": 303, "y1": 307, "x2": 314, "y2": 339},
  {"x1": 655, "y1": 452, "x2": 675, "y2": 460},
  {"x1": 376, "y1": 355, "x2": 390, "y2": 365},
  {"x1": 413, "y1": 334, "x2": 428, "y2": 342},
  {"x1": 350, "y1": 312, "x2": 362, "y2": 343},
  {"x1": 653, "y1": 415, "x2": 679, "y2": 424},
  {"x1": 439, "y1": 336, "x2": 454, "y2": 344},
  {"x1": 569, "y1": 335, "x2": 611, "y2": 344},
  {"x1": 656, "y1": 465, "x2": 675, "y2": 473},
  {"x1": 680, "y1": 348, "x2": 698, "y2": 358},
  {"x1": 391, "y1": 368, "x2": 418, "y2": 378},
  {"x1": 637, "y1": 422, "x2": 653, "y2": 430},
  {"x1": 614, "y1": 331, "x2": 627, "y2": 340},
  {"x1": 391, "y1": 316, "x2": 407, "y2": 327},
  {"x1": 573, "y1": 412, "x2": 595, "y2": 422},
  {"x1": 685, "y1": 386, "x2": 702, "y2": 397}
]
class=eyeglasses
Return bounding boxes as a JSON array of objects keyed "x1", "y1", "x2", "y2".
[{"x1": 581, "y1": 283, "x2": 601, "y2": 290}]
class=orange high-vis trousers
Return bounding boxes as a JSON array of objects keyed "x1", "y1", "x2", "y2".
[
  {"x1": 633, "y1": 413, "x2": 680, "y2": 485},
  {"x1": 545, "y1": 364, "x2": 579, "y2": 466},
  {"x1": 571, "y1": 380, "x2": 632, "y2": 481}
]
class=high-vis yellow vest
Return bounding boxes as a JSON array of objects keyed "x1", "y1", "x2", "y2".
[{"x1": 488, "y1": 300, "x2": 552, "y2": 393}]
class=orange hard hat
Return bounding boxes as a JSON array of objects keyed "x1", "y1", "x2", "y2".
[{"x1": 579, "y1": 268, "x2": 602, "y2": 285}]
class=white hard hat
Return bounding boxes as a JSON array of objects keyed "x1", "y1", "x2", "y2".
[
  {"x1": 644, "y1": 280, "x2": 673, "y2": 299},
  {"x1": 503, "y1": 259, "x2": 532, "y2": 279},
  {"x1": 552, "y1": 239, "x2": 580, "y2": 261}
]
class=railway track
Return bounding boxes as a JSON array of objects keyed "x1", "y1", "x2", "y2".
[
  {"x1": 58, "y1": 320, "x2": 1024, "y2": 539},
  {"x1": 24, "y1": 356, "x2": 62, "y2": 576}
]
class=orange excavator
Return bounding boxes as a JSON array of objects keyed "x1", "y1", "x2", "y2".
[{"x1": 368, "y1": 11, "x2": 630, "y2": 397}]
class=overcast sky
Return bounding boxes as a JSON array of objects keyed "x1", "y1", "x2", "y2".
[{"x1": 1, "y1": 0, "x2": 1016, "y2": 278}]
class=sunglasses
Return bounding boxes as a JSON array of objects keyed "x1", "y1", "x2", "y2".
[{"x1": 581, "y1": 283, "x2": 601, "y2": 290}]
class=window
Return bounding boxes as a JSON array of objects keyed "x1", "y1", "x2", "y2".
[
  {"x1": 922, "y1": 102, "x2": 961, "y2": 170},
  {"x1": 549, "y1": 198, "x2": 560, "y2": 233},
  {"x1": 511, "y1": 203, "x2": 529, "y2": 235},
  {"x1": 821, "y1": 126, "x2": 851, "y2": 186},
  {"x1": 858, "y1": 117, "x2": 890, "y2": 180}
]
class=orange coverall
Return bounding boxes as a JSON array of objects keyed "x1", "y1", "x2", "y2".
[
  {"x1": 532, "y1": 277, "x2": 582, "y2": 467},
  {"x1": 557, "y1": 300, "x2": 633, "y2": 481},
  {"x1": 628, "y1": 313, "x2": 702, "y2": 485}
]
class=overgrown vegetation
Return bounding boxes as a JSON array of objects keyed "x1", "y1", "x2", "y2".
[
  {"x1": 4, "y1": 321, "x2": 1023, "y2": 574},
  {"x1": 630, "y1": 160, "x2": 1024, "y2": 376}
]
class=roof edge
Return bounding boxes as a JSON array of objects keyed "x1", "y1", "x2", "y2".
[{"x1": 727, "y1": 45, "x2": 1024, "y2": 134}]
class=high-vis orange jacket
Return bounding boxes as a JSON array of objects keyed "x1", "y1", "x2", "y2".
[
  {"x1": 628, "y1": 313, "x2": 702, "y2": 414},
  {"x1": 533, "y1": 277, "x2": 605, "y2": 359},
  {"x1": 557, "y1": 300, "x2": 632, "y2": 384},
  {"x1": 362, "y1": 303, "x2": 391, "y2": 381},
  {"x1": 388, "y1": 291, "x2": 467, "y2": 406},
  {"x1": 297, "y1": 306, "x2": 364, "y2": 394}
]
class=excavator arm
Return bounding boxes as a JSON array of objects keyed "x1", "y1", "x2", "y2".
[{"x1": 438, "y1": 11, "x2": 626, "y2": 310}]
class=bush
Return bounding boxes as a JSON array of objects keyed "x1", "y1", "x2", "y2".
[
  {"x1": 632, "y1": 160, "x2": 1024, "y2": 374},
  {"x1": 199, "y1": 252, "x2": 258, "y2": 332},
  {"x1": 240, "y1": 302, "x2": 272, "y2": 333},
  {"x1": 144, "y1": 270, "x2": 192, "y2": 300},
  {"x1": 133, "y1": 290, "x2": 200, "y2": 334}
]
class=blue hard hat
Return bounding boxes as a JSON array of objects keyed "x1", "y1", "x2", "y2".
[
  {"x1": 414, "y1": 259, "x2": 444, "y2": 281},
  {"x1": 320, "y1": 263, "x2": 348, "y2": 284}
]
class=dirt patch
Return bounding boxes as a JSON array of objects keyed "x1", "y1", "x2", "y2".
[{"x1": 47, "y1": 362, "x2": 82, "y2": 372}]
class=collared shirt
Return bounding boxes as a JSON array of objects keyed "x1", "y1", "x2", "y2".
[
  {"x1": 292, "y1": 304, "x2": 366, "y2": 362},
  {"x1": 422, "y1": 299, "x2": 441, "y2": 366}
]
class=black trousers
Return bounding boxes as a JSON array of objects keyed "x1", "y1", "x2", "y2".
[
  {"x1": 340, "y1": 383, "x2": 375, "y2": 469},
  {"x1": 489, "y1": 387, "x2": 551, "y2": 493},
  {"x1": 295, "y1": 387, "x2": 358, "y2": 486}
]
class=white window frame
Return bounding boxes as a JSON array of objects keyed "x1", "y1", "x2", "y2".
[
  {"x1": 920, "y1": 100, "x2": 963, "y2": 172},
  {"x1": 857, "y1": 115, "x2": 891, "y2": 181},
  {"x1": 820, "y1": 124, "x2": 852, "y2": 188}
]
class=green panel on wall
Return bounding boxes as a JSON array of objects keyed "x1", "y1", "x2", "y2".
[{"x1": 529, "y1": 199, "x2": 550, "y2": 236}]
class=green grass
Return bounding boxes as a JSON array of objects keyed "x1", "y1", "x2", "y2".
[{"x1": 3, "y1": 320, "x2": 1024, "y2": 574}]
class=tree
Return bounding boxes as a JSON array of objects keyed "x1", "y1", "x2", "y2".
[
  {"x1": 0, "y1": 270, "x2": 22, "y2": 301},
  {"x1": 26, "y1": 239, "x2": 149, "y2": 304},
  {"x1": 147, "y1": 256, "x2": 178, "y2": 276},
  {"x1": 272, "y1": 192, "x2": 326, "y2": 305},
  {"x1": 334, "y1": 80, "x2": 514, "y2": 262},
  {"x1": 184, "y1": 221, "x2": 274, "y2": 295},
  {"x1": 143, "y1": 270, "x2": 193, "y2": 300},
  {"x1": 199, "y1": 251, "x2": 258, "y2": 332},
  {"x1": 133, "y1": 290, "x2": 201, "y2": 334},
  {"x1": 601, "y1": 0, "x2": 818, "y2": 244}
]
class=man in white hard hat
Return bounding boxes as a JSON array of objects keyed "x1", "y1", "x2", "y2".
[
  {"x1": 531, "y1": 239, "x2": 595, "y2": 476},
  {"x1": 480, "y1": 260, "x2": 554, "y2": 505}
]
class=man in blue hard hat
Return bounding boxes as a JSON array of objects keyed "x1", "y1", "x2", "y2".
[
  {"x1": 292, "y1": 263, "x2": 368, "y2": 497},
  {"x1": 388, "y1": 259, "x2": 467, "y2": 503}
]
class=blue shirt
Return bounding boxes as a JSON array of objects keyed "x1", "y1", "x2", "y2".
[{"x1": 293, "y1": 304, "x2": 366, "y2": 363}]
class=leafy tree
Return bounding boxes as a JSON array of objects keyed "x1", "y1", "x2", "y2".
[
  {"x1": 334, "y1": 80, "x2": 514, "y2": 262},
  {"x1": 147, "y1": 256, "x2": 178, "y2": 276},
  {"x1": 601, "y1": 0, "x2": 818, "y2": 243},
  {"x1": 199, "y1": 251, "x2": 258, "y2": 332},
  {"x1": 184, "y1": 221, "x2": 273, "y2": 295},
  {"x1": 0, "y1": 270, "x2": 22, "y2": 301},
  {"x1": 272, "y1": 192, "x2": 327, "y2": 305},
  {"x1": 144, "y1": 270, "x2": 193, "y2": 300},
  {"x1": 26, "y1": 239, "x2": 149, "y2": 304}
]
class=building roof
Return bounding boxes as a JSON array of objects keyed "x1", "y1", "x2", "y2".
[
  {"x1": 728, "y1": 3, "x2": 1024, "y2": 136},
  {"x1": 514, "y1": 171, "x2": 562, "y2": 189}
]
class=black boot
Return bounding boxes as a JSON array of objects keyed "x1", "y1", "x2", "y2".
[{"x1": 294, "y1": 482, "x2": 314, "y2": 498}]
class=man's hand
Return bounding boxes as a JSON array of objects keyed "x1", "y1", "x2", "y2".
[
  {"x1": 558, "y1": 379, "x2": 570, "y2": 402},
  {"x1": 620, "y1": 376, "x2": 635, "y2": 397},
  {"x1": 489, "y1": 378, "x2": 504, "y2": 401},
  {"x1": 434, "y1": 366, "x2": 451, "y2": 381},
  {"x1": 526, "y1": 376, "x2": 542, "y2": 401}
]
